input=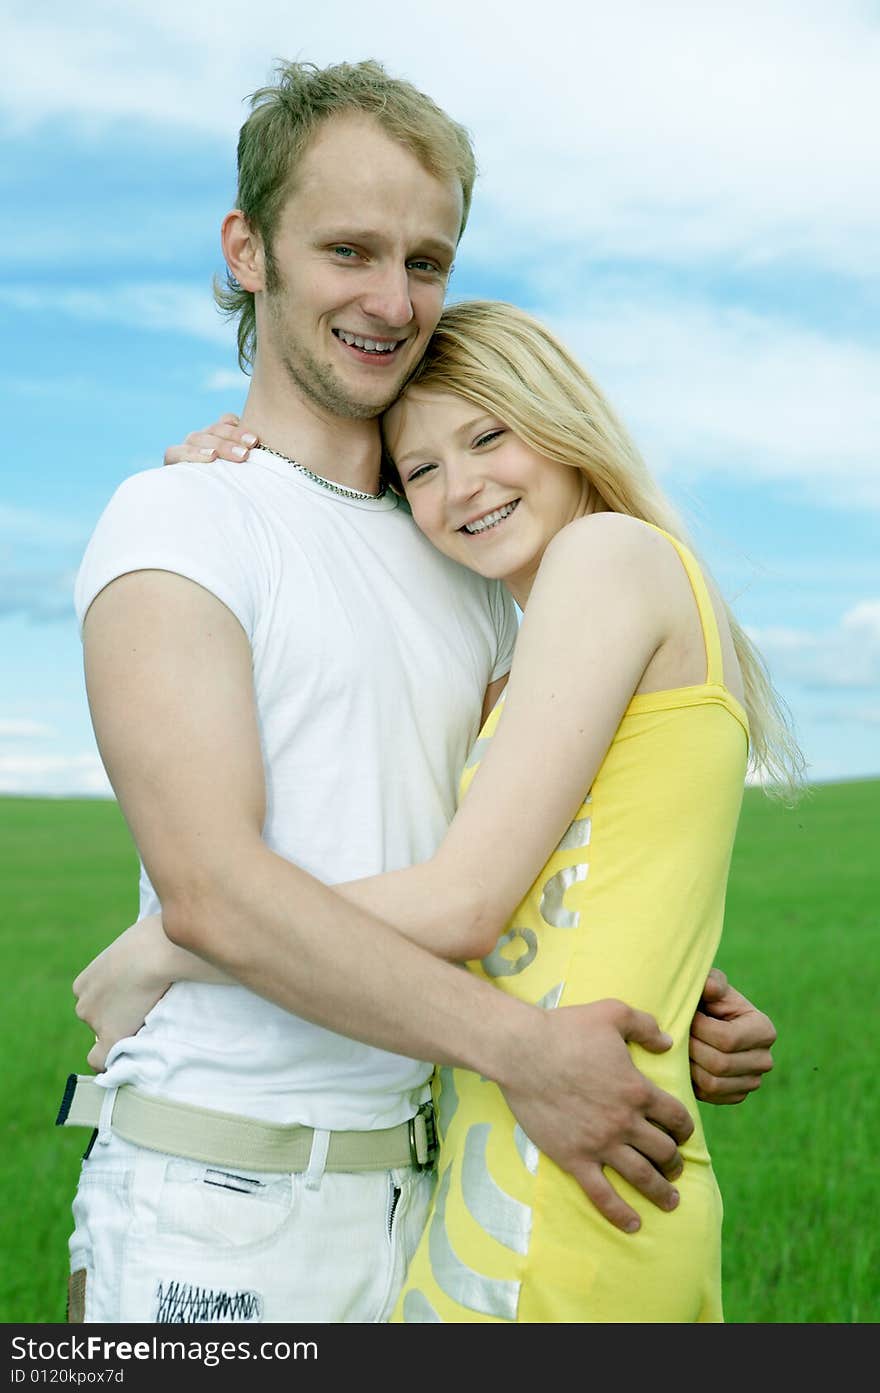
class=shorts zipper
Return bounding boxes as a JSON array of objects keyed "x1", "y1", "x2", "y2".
[{"x1": 387, "y1": 1182, "x2": 401, "y2": 1239}]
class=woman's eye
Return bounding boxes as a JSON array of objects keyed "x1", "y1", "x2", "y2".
[
  {"x1": 406, "y1": 463, "x2": 436, "y2": 483},
  {"x1": 475, "y1": 430, "x2": 503, "y2": 448}
]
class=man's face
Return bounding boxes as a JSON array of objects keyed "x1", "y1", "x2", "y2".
[{"x1": 258, "y1": 114, "x2": 463, "y2": 420}]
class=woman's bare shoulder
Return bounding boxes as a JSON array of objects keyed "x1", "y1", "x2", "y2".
[{"x1": 539, "y1": 511, "x2": 669, "y2": 584}]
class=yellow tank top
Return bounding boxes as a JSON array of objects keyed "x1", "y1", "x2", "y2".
[
  {"x1": 394, "y1": 525, "x2": 750, "y2": 1323},
  {"x1": 460, "y1": 524, "x2": 749, "y2": 1152}
]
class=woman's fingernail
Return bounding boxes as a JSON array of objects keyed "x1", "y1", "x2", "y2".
[
  {"x1": 241, "y1": 432, "x2": 258, "y2": 446},
  {"x1": 200, "y1": 448, "x2": 216, "y2": 458},
  {"x1": 232, "y1": 445, "x2": 248, "y2": 459}
]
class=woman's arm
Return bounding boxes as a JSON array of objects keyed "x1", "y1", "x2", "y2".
[{"x1": 335, "y1": 513, "x2": 671, "y2": 958}]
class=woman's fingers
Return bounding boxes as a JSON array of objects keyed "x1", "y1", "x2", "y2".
[{"x1": 164, "y1": 417, "x2": 258, "y2": 466}]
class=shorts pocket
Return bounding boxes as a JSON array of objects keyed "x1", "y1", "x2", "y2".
[{"x1": 155, "y1": 1161, "x2": 295, "y2": 1250}]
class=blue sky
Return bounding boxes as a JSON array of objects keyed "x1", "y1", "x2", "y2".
[{"x1": 2, "y1": 0, "x2": 878, "y2": 795}]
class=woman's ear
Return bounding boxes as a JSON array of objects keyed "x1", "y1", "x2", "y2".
[{"x1": 380, "y1": 446, "x2": 404, "y2": 498}]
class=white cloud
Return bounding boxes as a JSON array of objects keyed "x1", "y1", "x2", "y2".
[
  {"x1": 0, "y1": 719, "x2": 57, "y2": 739},
  {"x1": 0, "y1": 752, "x2": 112, "y2": 797},
  {"x1": 1, "y1": 283, "x2": 227, "y2": 344},
  {"x1": 203, "y1": 368, "x2": 250, "y2": 392},
  {"x1": 3, "y1": 1, "x2": 878, "y2": 277},
  {"x1": 748, "y1": 600, "x2": 880, "y2": 689},
  {"x1": 0, "y1": 503, "x2": 90, "y2": 547},
  {"x1": 537, "y1": 294, "x2": 880, "y2": 506},
  {"x1": 814, "y1": 704, "x2": 880, "y2": 728},
  {"x1": 0, "y1": 566, "x2": 78, "y2": 623}
]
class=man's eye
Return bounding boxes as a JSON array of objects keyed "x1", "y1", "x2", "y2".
[
  {"x1": 407, "y1": 259, "x2": 442, "y2": 274},
  {"x1": 332, "y1": 246, "x2": 358, "y2": 259}
]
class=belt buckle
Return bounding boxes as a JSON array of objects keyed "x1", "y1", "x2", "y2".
[{"x1": 408, "y1": 1102, "x2": 438, "y2": 1170}]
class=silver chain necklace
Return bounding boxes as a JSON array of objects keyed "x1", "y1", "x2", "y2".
[{"x1": 258, "y1": 442, "x2": 387, "y2": 501}]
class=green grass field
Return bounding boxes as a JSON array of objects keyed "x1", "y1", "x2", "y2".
[{"x1": 1, "y1": 781, "x2": 878, "y2": 1324}]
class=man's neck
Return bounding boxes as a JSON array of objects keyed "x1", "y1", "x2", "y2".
[{"x1": 239, "y1": 368, "x2": 384, "y2": 494}]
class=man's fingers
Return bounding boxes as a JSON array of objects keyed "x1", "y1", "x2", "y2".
[
  {"x1": 699, "y1": 966, "x2": 729, "y2": 1003},
  {"x1": 691, "y1": 1063, "x2": 761, "y2": 1105},
  {"x1": 609, "y1": 1145, "x2": 682, "y2": 1213},
  {"x1": 629, "y1": 1118, "x2": 684, "y2": 1179},
  {"x1": 691, "y1": 1007, "x2": 777, "y2": 1054},
  {"x1": 644, "y1": 1083, "x2": 694, "y2": 1146},
  {"x1": 574, "y1": 1163, "x2": 643, "y2": 1235},
  {"x1": 575, "y1": 1145, "x2": 683, "y2": 1233},
  {"x1": 617, "y1": 1004, "x2": 673, "y2": 1055},
  {"x1": 690, "y1": 1033, "x2": 774, "y2": 1080}
]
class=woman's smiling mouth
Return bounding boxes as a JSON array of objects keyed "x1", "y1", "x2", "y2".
[{"x1": 460, "y1": 499, "x2": 520, "y2": 535}]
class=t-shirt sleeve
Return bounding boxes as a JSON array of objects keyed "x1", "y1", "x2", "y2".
[
  {"x1": 488, "y1": 580, "x2": 520, "y2": 682},
  {"x1": 74, "y1": 465, "x2": 262, "y2": 638}
]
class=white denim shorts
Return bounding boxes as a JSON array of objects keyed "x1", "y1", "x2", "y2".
[{"x1": 67, "y1": 1127, "x2": 435, "y2": 1323}]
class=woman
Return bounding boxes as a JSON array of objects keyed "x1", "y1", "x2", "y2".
[{"x1": 74, "y1": 301, "x2": 803, "y2": 1321}]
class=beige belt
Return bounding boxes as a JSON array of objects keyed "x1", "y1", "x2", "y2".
[{"x1": 56, "y1": 1073, "x2": 438, "y2": 1174}]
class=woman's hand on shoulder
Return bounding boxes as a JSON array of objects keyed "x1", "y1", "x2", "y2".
[{"x1": 164, "y1": 413, "x2": 258, "y2": 467}]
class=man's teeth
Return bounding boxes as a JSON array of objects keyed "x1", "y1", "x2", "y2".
[
  {"x1": 336, "y1": 330, "x2": 398, "y2": 353},
  {"x1": 463, "y1": 501, "x2": 519, "y2": 534}
]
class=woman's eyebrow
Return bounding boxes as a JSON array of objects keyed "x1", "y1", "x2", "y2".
[{"x1": 395, "y1": 416, "x2": 496, "y2": 468}]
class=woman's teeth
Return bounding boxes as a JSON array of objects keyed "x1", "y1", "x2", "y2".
[{"x1": 463, "y1": 500, "x2": 519, "y2": 535}]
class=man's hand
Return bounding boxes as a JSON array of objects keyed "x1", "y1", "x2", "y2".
[
  {"x1": 690, "y1": 968, "x2": 777, "y2": 1104},
  {"x1": 501, "y1": 998, "x2": 693, "y2": 1234}
]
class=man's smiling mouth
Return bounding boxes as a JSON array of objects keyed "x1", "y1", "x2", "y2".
[
  {"x1": 333, "y1": 328, "x2": 403, "y2": 356},
  {"x1": 460, "y1": 500, "x2": 520, "y2": 535}
]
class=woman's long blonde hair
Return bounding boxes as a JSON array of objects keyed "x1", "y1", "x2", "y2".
[{"x1": 400, "y1": 299, "x2": 806, "y2": 800}]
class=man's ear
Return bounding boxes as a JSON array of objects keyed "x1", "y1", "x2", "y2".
[{"x1": 220, "y1": 210, "x2": 265, "y2": 293}]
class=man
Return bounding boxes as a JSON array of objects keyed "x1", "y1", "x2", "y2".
[{"x1": 61, "y1": 59, "x2": 775, "y2": 1324}]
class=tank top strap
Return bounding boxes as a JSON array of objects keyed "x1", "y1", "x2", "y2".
[{"x1": 644, "y1": 523, "x2": 725, "y2": 687}]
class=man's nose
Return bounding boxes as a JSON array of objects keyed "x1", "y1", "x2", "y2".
[{"x1": 359, "y1": 264, "x2": 414, "y2": 328}]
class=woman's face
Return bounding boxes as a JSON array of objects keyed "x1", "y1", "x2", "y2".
[{"x1": 385, "y1": 388, "x2": 590, "y2": 606}]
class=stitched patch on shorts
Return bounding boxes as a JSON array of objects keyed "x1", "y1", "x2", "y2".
[
  {"x1": 154, "y1": 1280, "x2": 263, "y2": 1323},
  {"x1": 68, "y1": 1269, "x2": 86, "y2": 1323}
]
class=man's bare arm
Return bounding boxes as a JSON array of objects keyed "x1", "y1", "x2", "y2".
[{"x1": 81, "y1": 567, "x2": 692, "y2": 1233}]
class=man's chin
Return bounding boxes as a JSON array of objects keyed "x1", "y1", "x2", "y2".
[
  {"x1": 281, "y1": 353, "x2": 414, "y2": 420},
  {"x1": 338, "y1": 378, "x2": 412, "y2": 419}
]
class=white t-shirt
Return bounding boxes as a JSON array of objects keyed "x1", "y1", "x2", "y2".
[{"x1": 75, "y1": 449, "x2": 518, "y2": 1129}]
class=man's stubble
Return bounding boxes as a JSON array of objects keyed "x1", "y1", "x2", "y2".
[{"x1": 264, "y1": 253, "x2": 426, "y2": 423}]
